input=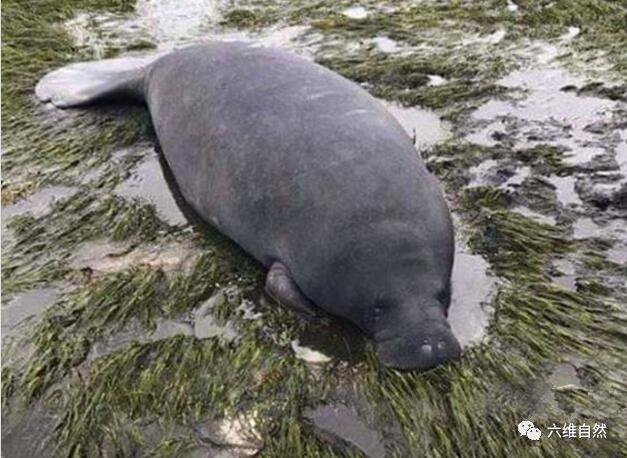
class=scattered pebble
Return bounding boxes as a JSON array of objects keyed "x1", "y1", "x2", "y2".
[
  {"x1": 342, "y1": 6, "x2": 368, "y2": 20},
  {"x1": 371, "y1": 36, "x2": 399, "y2": 53},
  {"x1": 427, "y1": 74, "x2": 448, "y2": 86}
]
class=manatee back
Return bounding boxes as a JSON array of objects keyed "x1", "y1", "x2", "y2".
[{"x1": 146, "y1": 43, "x2": 455, "y2": 323}]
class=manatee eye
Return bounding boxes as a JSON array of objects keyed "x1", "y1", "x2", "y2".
[
  {"x1": 435, "y1": 287, "x2": 450, "y2": 306},
  {"x1": 373, "y1": 304, "x2": 384, "y2": 323}
]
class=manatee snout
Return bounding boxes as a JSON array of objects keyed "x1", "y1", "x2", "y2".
[{"x1": 376, "y1": 320, "x2": 461, "y2": 371}]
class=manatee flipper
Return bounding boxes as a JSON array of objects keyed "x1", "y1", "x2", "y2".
[
  {"x1": 35, "y1": 55, "x2": 161, "y2": 108},
  {"x1": 265, "y1": 262, "x2": 317, "y2": 318}
]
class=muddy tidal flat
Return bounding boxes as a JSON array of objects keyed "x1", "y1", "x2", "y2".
[{"x1": 2, "y1": 0, "x2": 626, "y2": 456}]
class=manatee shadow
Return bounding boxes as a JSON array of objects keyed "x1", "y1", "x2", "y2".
[{"x1": 297, "y1": 317, "x2": 367, "y2": 365}]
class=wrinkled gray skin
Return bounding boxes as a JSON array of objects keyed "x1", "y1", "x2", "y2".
[{"x1": 42, "y1": 42, "x2": 461, "y2": 369}]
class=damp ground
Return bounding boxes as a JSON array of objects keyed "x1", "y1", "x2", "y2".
[{"x1": 2, "y1": 0, "x2": 626, "y2": 457}]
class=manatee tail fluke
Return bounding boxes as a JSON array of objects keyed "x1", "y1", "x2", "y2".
[{"x1": 35, "y1": 55, "x2": 161, "y2": 108}]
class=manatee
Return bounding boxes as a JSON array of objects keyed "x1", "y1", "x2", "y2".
[{"x1": 36, "y1": 42, "x2": 460, "y2": 369}]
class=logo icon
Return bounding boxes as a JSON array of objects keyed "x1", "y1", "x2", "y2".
[{"x1": 518, "y1": 420, "x2": 542, "y2": 440}]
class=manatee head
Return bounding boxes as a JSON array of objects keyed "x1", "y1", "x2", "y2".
[{"x1": 373, "y1": 287, "x2": 461, "y2": 370}]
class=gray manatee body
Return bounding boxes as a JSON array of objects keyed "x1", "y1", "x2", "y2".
[{"x1": 36, "y1": 42, "x2": 460, "y2": 369}]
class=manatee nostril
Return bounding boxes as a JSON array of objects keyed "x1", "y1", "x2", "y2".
[
  {"x1": 417, "y1": 331, "x2": 461, "y2": 369},
  {"x1": 420, "y1": 343, "x2": 433, "y2": 358}
]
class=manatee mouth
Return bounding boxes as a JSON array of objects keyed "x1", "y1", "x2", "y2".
[{"x1": 376, "y1": 322, "x2": 461, "y2": 371}]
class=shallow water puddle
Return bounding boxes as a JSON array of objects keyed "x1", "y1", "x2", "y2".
[
  {"x1": 572, "y1": 217, "x2": 626, "y2": 240},
  {"x1": 448, "y1": 249, "x2": 495, "y2": 348},
  {"x1": 572, "y1": 218, "x2": 600, "y2": 240},
  {"x1": 616, "y1": 132, "x2": 627, "y2": 178},
  {"x1": 114, "y1": 149, "x2": 188, "y2": 226},
  {"x1": 607, "y1": 243, "x2": 627, "y2": 264},
  {"x1": 1, "y1": 287, "x2": 61, "y2": 331},
  {"x1": 88, "y1": 293, "x2": 241, "y2": 361},
  {"x1": 193, "y1": 288, "x2": 242, "y2": 340},
  {"x1": 0, "y1": 287, "x2": 61, "y2": 372},
  {"x1": 304, "y1": 405, "x2": 385, "y2": 458},
  {"x1": 473, "y1": 67, "x2": 613, "y2": 122},
  {"x1": 88, "y1": 322, "x2": 145, "y2": 360},
  {"x1": 467, "y1": 159, "x2": 533, "y2": 191},
  {"x1": 1, "y1": 401, "x2": 57, "y2": 458},
  {"x1": 549, "y1": 175, "x2": 583, "y2": 207},
  {"x1": 88, "y1": 318, "x2": 197, "y2": 361},
  {"x1": 536, "y1": 362, "x2": 584, "y2": 411},
  {"x1": 470, "y1": 66, "x2": 617, "y2": 168},
  {"x1": 551, "y1": 258, "x2": 578, "y2": 291},
  {"x1": 193, "y1": 307, "x2": 239, "y2": 342},
  {"x1": 549, "y1": 363, "x2": 581, "y2": 390},
  {"x1": 2, "y1": 186, "x2": 77, "y2": 221},
  {"x1": 88, "y1": 318, "x2": 196, "y2": 360},
  {"x1": 464, "y1": 121, "x2": 506, "y2": 147},
  {"x1": 381, "y1": 101, "x2": 449, "y2": 149}
]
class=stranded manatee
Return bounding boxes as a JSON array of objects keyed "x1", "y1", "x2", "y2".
[{"x1": 36, "y1": 42, "x2": 460, "y2": 369}]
